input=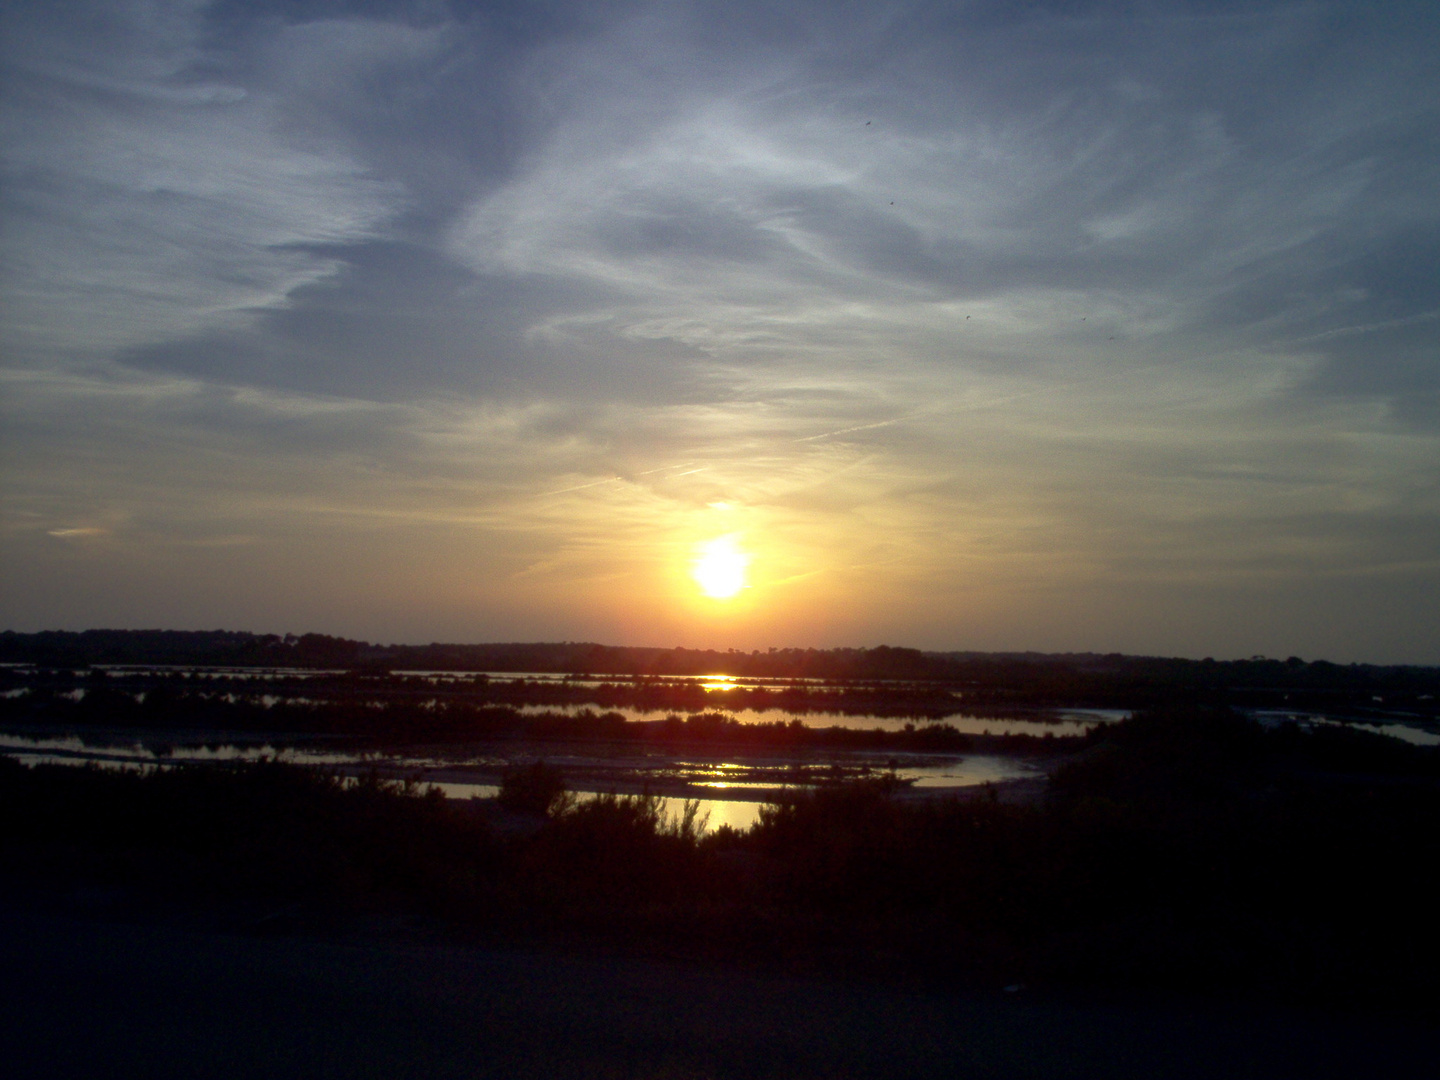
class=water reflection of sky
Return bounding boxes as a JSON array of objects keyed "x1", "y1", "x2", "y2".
[
  {"x1": 425, "y1": 784, "x2": 766, "y2": 832},
  {"x1": 0, "y1": 733, "x2": 372, "y2": 767},
  {"x1": 7, "y1": 700, "x2": 1435, "y2": 834},
  {"x1": 353, "y1": 780, "x2": 770, "y2": 834},
  {"x1": 1251, "y1": 712, "x2": 1440, "y2": 746},
  {"x1": 902, "y1": 756, "x2": 1037, "y2": 788},
  {"x1": 5, "y1": 752, "x2": 156, "y2": 773},
  {"x1": 91, "y1": 666, "x2": 350, "y2": 679},
  {"x1": 65, "y1": 668, "x2": 987, "y2": 694},
  {"x1": 19, "y1": 670, "x2": 1438, "y2": 746},
  {"x1": 0, "y1": 731, "x2": 1035, "y2": 818},
  {"x1": 510, "y1": 703, "x2": 1111, "y2": 736},
  {"x1": 425, "y1": 781, "x2": 500, "y2": 801},
  {"x1": 681, "y1": 799, "x2": 765, "y2": 832}
]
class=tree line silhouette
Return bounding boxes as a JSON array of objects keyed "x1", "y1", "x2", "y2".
[{"x1": 3, "y1": 629, "x2": 1437, "y2": 714}]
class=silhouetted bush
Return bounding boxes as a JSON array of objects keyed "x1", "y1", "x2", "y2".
[
  {"x1": 498, "y1": 761, "x2": 573, "y2": 817},
  {"x1": 0, "y1": 758, "x2": 500, "y2": 918},
  {"x1": 4, "y1": 708, "x2": 1440, "y2": 1009}
]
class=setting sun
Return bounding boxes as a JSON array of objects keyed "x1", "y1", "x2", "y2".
[{"x1": 692, "y1": 535, "x2": 750, "y2": 599}]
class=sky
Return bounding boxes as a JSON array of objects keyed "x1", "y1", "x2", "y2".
[{"x1": 1, "y1": 0, "x2": 1437, "y2": 663}]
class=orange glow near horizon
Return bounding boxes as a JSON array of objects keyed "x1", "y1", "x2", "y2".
[{"x1": 692, "y1": 534, "x2": 750, "y2": 599}]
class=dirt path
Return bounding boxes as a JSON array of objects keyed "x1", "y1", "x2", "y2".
[{"x1": 2, "y1": 902, "x2": 1433, "y2": 1079}]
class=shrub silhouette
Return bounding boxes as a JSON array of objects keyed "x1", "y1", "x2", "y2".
[
  {"x1": 4, "y1": 708, "x2": 1440, "y2": 1007},
  {"x1": 0, "y1": 758, "x2": 499, "y2": 918},
  {"x1": 498, "y1": 761, "x2": 572, "y2": 817}
]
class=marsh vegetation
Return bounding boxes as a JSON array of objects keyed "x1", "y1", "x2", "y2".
[{"x1": 4, "y1": 706, "x2": 1437, "y2": 1011}]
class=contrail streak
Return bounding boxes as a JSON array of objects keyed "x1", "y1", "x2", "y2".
[
  {"x1": 1290, "y1": 309, "x2": 1439, "y2": 344},
  {"x1": 795, "y1": 417, "x2": 907, "y2": 442},
  {"x1": 535, "y1": 462, "x2": 699, "y2": 498}
]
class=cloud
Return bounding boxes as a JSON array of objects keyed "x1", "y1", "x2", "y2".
[
  {"x1": 0, "y1": 1, "x2": 422, "y2": 366},
  {"x1": 1292, "y1": 310, "x2": 1440, "y2": 344},
  {"x1": 440, "y1": 5, "x2": 1426, "y2": 398},
  {"x1": 1, "y1": 0, "x2": 1438, "y2": 659}
]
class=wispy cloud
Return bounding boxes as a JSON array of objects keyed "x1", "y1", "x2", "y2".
[
  {"x1": 1, "y1": 1, "x2": 1437, "y2": 660},
  {"x1": 0, "y1": 2, "x2": 423, "y2": 365},
  {"x1": 1291, "y1": 310, "x2": 1440, "y2": 345}
]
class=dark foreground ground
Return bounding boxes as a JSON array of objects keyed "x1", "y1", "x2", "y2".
[
  {"x1": 3, "y1": 901, "x2": 1435, "y2": 1080},
  {"x1": 4, "y1": 705, "x2": 1439, "y2": 1077}
]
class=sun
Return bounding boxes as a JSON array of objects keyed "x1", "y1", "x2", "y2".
[{"x1": 692, "y1": 535, "x2": 750, "y2": 599}]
